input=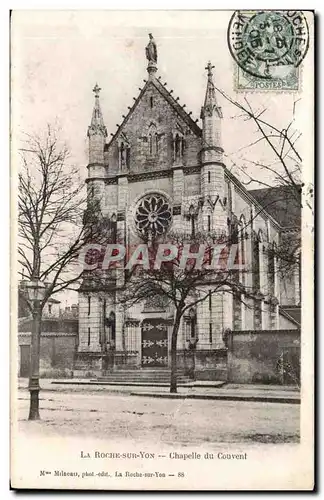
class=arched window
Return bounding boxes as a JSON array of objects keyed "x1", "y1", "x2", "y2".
[
  {"x1": 228, "y1": 213, "x2": 239, "y2": 244},
  {"x1": 239, "y1": 215, "x2": 246, "y2": 285},
  {"x1": 148, "y1": 123, "x2": 158, "y2": 156},
  {"x1": 268, "y1": 241, "x2": 276, "y2": 296},
  {"x1": 252, "y1": 230, "x2": 261, "y2": 291}
]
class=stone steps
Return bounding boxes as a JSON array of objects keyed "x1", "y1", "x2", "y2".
[{"x1": 94, "y1": 369, "x2": 190, "y2": 384}]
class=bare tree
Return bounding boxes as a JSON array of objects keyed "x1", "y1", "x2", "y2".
[
  {"x1": 214, "y1": 85, "x2": 304, "y2": 199},
  {"x1": 114, "y1": 231, "x2": 250, "y2": 393},
  {"x1": 205, "y1": 83, "x2": 307, "y2": 286},
  {"x1": 17, "y1": 125, "x2": 109, "y2": 419}
]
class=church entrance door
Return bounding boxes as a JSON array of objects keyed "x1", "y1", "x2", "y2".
[{"x1": 141, "y1": 318, "x2": 168, "y2": 367}]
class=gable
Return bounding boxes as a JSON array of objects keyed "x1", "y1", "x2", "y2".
[{"x1": 105, "y1": 79, "x2": 202, "y2": 175}]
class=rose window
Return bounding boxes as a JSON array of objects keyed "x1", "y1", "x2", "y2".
[{"x1": 135, "y1": 194, "x2": 172, "y2": 238}]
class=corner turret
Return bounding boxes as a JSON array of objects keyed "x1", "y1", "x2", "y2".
[{"x1": 88, "y1": 83, "x2": 107, "y2": 166}]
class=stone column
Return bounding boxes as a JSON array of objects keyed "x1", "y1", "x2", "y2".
[
  {"x1": 116, "y1": 175, "x2": 128, "y2": 287},
  {"x1": 77, "y1": 293, "x2": 89, "y2": 352},
  {"x1": 241, "y1": 297, "x2": 246, "y2": 330},
  {"x1": 89, "y1": 295, "x2": 102, "y2": 352},
  {"x1": 172, "y1": 168, "x2": 184, "y2": 232},
  {"x1": 259, "y1": 242, "x2": 266, "y2": 295},
  {"x1": 244, "y1": 224, "x2": 253, "y2": 292},
  {"x1": 114, "y1": 301, "x2": 125, "y2": 352},
  {"x1": 210, "y1": 292, "x2": 226, "y2": 348},
  {"x1": 222, "y1": 290, "x2": 233, "y2": 331}
]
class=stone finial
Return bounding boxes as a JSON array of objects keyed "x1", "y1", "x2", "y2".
[
  {"x1": 88, "y1": 83, "x2": 107, "y2": 138},
  {"x1": 92, "y1": 83, "x2": 101, "y2": 98},
  {"x1": 205, "y1": 61, "x2": 215, "y2": 80}
]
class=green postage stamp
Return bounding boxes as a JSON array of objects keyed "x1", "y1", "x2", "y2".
[{"x1": 228, "y1": 10, "x2": 309, "y2": 91}]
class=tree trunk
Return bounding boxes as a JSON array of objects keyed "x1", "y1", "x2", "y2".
[
  {"x1": 170, "y1": 312, "x2": 182, "y2": 394},
  {"x1": 28, "y1": 302, "x2": 42, "y2": 420}
]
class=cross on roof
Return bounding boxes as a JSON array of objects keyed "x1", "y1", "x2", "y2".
[
  {"x1": 205, "y1": 61, "x2": 215, "y2": 77},
  {"x1": 92, "y1": 83, "x2": 101, "y2": 97}
]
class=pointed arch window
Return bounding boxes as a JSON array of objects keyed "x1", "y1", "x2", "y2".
[
  {"x1": 252, "y1": 230, "x2": 261, "y2": 292},
  {"x1": 268, "y1": 242, "x2": 276, "y2": 297},
  {"x1": 228, "y1": 213, "x2": 239, "y2": 244},
  {"x1": 239, "y1": 215, "x2": 247, "y2": 285},
  {"x1": 148, "y1": 123, "x2": 158, "y2": 156}
]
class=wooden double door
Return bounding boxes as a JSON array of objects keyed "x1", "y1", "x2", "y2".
[{"x1": 141, "y1": 318, "x2": 168, "y2": 367}]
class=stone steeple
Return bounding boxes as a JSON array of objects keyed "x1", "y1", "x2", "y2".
[
  {"x1": 200, "y1": 62, "x2": 226, "y2": 233},
  {"x1": 88, "y1": 83, "x2": 107, "y2": 138},
  {"x1": 87, "y1": 83, "x2": 107, "y2": 166},
  {"x1": 200, "y1": 62, "x2": 223, "y2": 159}
]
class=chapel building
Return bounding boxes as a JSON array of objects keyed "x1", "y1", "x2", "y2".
[{"x1": 75, "y1": 35, "x2": 300, "y2": 381}]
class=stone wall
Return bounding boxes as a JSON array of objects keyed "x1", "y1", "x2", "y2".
[
  {"x1": 227, "y1": 329, "x2": 300, "y2": 385},
  {"x1": 18, "y1": 332, "x2": 77, "y2": 378}
]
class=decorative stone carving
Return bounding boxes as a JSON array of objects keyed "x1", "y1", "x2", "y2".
[
  {"x1": 182, "y1": 196, "x2": 201, "y2": 217},
  {"x1": 134, "y1": 193, "x2": 172, "y2": 238},
  {"x1": 143, "y1": 294, "x2": 169, "y2": 311},
  {"x1": 172, "y1": 126, "x2": 185, "y2": 163},
  {"x1": 118, "y1": 134, "x2": 130, "y2": 170},
  {"x1": 145, "y1": 33, "x2": 157, "y2": 63}
]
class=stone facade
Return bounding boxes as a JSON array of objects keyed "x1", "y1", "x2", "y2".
[{"x1": 76, "y1": 41, "x2": 300, "y2": 379}]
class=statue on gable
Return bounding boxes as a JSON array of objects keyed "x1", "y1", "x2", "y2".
[{"x1": 145, "y1": 33, "x2": 157, "y2": 63}]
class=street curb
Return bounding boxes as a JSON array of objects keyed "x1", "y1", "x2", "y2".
[
  {"x1": 50, "y1": 380, "x2": 227, "y2": 389},
  {"x1": 130, "y1": 392, "x2": 300, "y2": 404}
]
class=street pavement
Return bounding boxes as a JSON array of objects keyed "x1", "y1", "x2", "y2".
[
  {"x1": 16, "y1": 383, "x2": 300, "y2": 446},
  {"x1": 18, "y1": 378, "x2": 300, "y2": 404}
]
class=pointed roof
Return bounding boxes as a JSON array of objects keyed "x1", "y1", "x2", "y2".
[
  {"x1": 201, "y1": 62, "x2": 222, "y2": 119},
  {"x1": 88, "y1": 83, "x2": 107, "y2": 137},
  {"x1": 106, "y1": 74, "x2": 202, "y2": 148}
]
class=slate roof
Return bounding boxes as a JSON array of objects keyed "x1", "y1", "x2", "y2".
[
  {"x1": 279, "y1": 306, "x2": 301, "y2": 327},
  {"x1": 249, "y1": 185, "x2": 301, "y2": 228}
]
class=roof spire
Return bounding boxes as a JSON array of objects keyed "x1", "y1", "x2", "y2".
[
  {"x1": 201, "y1": 61, "x2": 222, "y2": 119},
  {"x1": 203, "y1": 61, "x2": 217, "y2": 108},
  {"x1": 88, "y1": 83, "x2": 107, "y2": 137}
]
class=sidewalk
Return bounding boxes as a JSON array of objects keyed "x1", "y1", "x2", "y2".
[
  {"x1": 130, "y1": 387, "x2": 300, "y2": 404},
  {"x1": 18, "y1": 378, "x2": 300, "y2": 404}
]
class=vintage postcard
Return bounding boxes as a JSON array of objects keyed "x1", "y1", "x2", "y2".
[{"x1": 10, "y1": 10, "x2": 314, "y2": 490}]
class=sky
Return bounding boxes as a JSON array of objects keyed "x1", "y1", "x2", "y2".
[{"x1": 11, "y1": 10, "x2": 314, "y2": 304}]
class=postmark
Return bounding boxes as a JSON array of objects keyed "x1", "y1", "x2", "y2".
[{"x1": 228, "y1": 10, "x2": 309, "y2": 90}]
